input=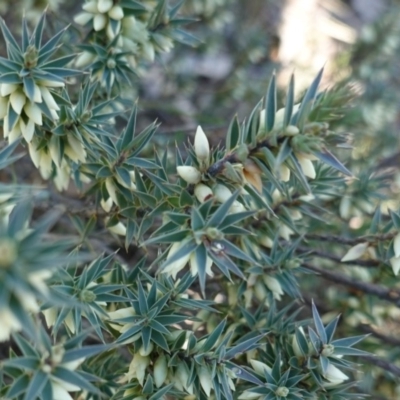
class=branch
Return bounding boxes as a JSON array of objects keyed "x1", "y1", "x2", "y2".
[
  {"x1": 297, "y1": 246, "x2": 380, "y2": 268},
  {"x1": 303, "y1": 262, "x2": 400, "y2": 306},
  {"x1": 358, "y1": 354, "x2": 400, "y2": 378},
  {"x1": 305, "y1": 233, "x2": 396, "y2": 245}
]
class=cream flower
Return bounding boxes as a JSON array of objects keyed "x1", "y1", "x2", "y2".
[
  {"x1": 323, "y1": 363, "x2": 349, "y2": 386},
  {"x1": 74, "y1": 0, "x2": 124, "y2": 39},
  {"x1": 194, "y1": 125, "x2": 210, "y2": 162},
  {"x1": 341, "y1": 242, "x2": 369, "y2": 262},
  {"x1": 0, "y1": 308, "x2": 22, "y2": 342}
]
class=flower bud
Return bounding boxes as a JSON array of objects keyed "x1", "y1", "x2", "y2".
[
  {"x1": 284, "y1": 125, "x2": 300, "y2": 136},
  {"x1": 107, "y1": 221, "x2": 127, "y2": 236},
  {"x1": 213, "y1": 184, "x2": 232, "y2": 203},
  {"x1": 177, "y1": 166, "x2": 201, "y2": 184},
  {"x1": 108, "y1": 5, "x2": 124, "y2": 20},
  {"x1": 390, "y1": 256, "x2": 400, "y2": 276},
  {"x1": 250, "y1": 359, "x2": 272, "y2": 375},
  {"x1": 279, "y1": 164, "x2": 291, "y2": 182},
  {"x1": 394, "y1": 232, "x2": 400, "y2": 258},
  {"x1": 98, "y1": 0, "x2": 113, "y2": 13},
  {"x1": 139, "y1": 342, "x2": 154, "y2": 357},
  {"x1": 194, "y1": 183, "x2": 213, "y2": 203},
  {"x1": 100, "y1": 197, "x2": 113, "y2": 212},
  {"x1": 341, "y1": 242, "x2": 369, "y2": 262},
  {"x1": 263, "y1": 275, "x2": 284, "y2": 300},
  {"x1": 93, "y1": 13, "x2": 107, "y2": 31},
  {"x1": 194, "y1": 126, "x2": 210, "y2": 162},
  {"x1": 154, "y1": 354, "x2": 168, "y2": 388},
  {"x1": 296, "y1": 153, "x2": 316, "y2": 179},
  {"x1": 324, "y1": 363, "x2": 349, "y2": 385}
]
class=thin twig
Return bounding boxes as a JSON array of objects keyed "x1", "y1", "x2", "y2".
[
  {"x1": 297, "y1": 246, "x2": 380, "y2": 268},
  {"x1": 303, "y1": 262, "x2": 400, "y2": 306},
  {"x1": 304, "y1": 233, "x2": 396, "y2": 245}
]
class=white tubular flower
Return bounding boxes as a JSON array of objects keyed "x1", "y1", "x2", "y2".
[
  {"x1": 162, "y1": 241, "x2": 191, "y2": 279},
  {"x1": 324, "y1": 363, "x2": 349, "y2": 386},
  {"x1": 100, "y1": 197, "x2": 113, "y2": 212},
  {"x1": 54, "y1": 161, "x2": 71, "y2": 192},
  {"x1": 296, "y1": 153, "x2": 316, "y2": 179},
  {"x1": 93, "y1": 14, "x2": 107, "y2": 31},
  {"x1": 0, "y1": 96, "x2": 8, "y2": 119},
  {"x1": 28, "y1": 142, "x2": 41, "y2": 168},
  {"x1": 390, "y1": 256, "x2": 400, "y2": 276},
  {"x1": 189, "y1": 252, "x2": 213, "y2": 278},
  {"x1": 154, "y1": 354, "x2": 168, "y2": 388},
  {"x1": 279, "y1": 164, "x2": 291, "y2": 182},
  {"x1": 279, "y1": 224, "x2": 294, "y2": 241},
  {"x1": 65, "y1": 135, "x2": 87, "y2": 163},
  {"x1": 142, "y1": 42, "x2": 155, "y2": 62},
  {"x1": 0, "y1": 308, "x2": 22, "y2": 342},
  {"x1": 250, "y1": 359, "x2": 272, "y2": 375},
  {"x1": 107, "y1": 220, "x2": 127, "y2": 236},
  {"x1": 128, "y1": 353, "x2": 150, "y2": 386},
  {"x1": 97, "y1": 0, "x2": 113, "y2": 13},
  {"x1": 341, "y1": 242, "x2": 369, "y2": 262},
  {"x1": 39, "y1": 86, "x2": 60, "y2": 111},
  {"x1": 105, "y1": 177, "x2": 119, "y2": 206},
  {"x1": 9, "y1": 90, "x2": 26, "y2": 114},
  {"x1": 292, "y1": 327, "x2": 306, "y2": 357},
  {"x1": 177, "y1": 166, "x2": 201, "y2": 184},
  {"x1": 213, "y1": 184, "x2": 232, "y2": 203},
  {"x1": 38, "y1": 79, "x2": 65, "y2": 88},
  {"x1": 394, "y1": 232, "x2": 400, "y2": 258},
  {"x1": 263, "y1": 275, "x2": 284, "y2": 301},
  {"x1": 194, "y1": 183, "x2": 213, "y2": 203},
  {"x1": 75, "y1": 0, "x2": 124, "y2": 40},
  {"x1": 108, "y1": 5, "x2": 124, "y2": 20},
  {"x1": 259, "y1": 235, "x2": 273, "y2": 248},
  {"x1": 39, "y1": 151, "x2": 53, "y2": 179},
  {"x1": 75, "y1": 51, "x2": 97, "y2": 68},
  {"x1": 194, "y1": 125, "x2": 210, "y2": 162},
  {"x1": 0, "y1": 83, "x2": 18, "y2": 96},
  {"x1": 24, "y1": 101, "x2": 42, "y2": 126},
  {"x1": 198, "y1": 366, "x2": 213, "y2": 397},
  {"x1": 19, "y1": 118, "x2": 35, "y2": 142},
  {"x1": 238, "y1": 391, "x2": 261, "y2": 400},
  {"x1": 230, "y1": 201, "x2": 246, "y2": 214}
]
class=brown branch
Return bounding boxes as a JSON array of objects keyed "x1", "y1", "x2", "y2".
[
  {"x1": 297, "y1": 246, "x2": 380, "y2": 268},
  {"x1": 305, "y1": 233, "x2": 397, "y2": 246},
  {"x1": 358, "y1": 354, "x2": 400, "y2": 378},
  {"x1": 303, "y1": 262, "x2": 400, "y2": 307}
]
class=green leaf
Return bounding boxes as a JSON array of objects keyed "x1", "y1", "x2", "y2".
[
  {"x1": 24, "y1": 370, "x2": 48, "y2": 400},
  {"x1": 312, "y1": 301, "x2": 327, "y2": 344},
  {"x1": 207, "y1": 190, "x2": 240, "y2": 227},
  {"x1": 52, "y1": 367, "x2": 100, "y2": 394},
  {"x1": 224, "y1": 334, "x2": 264, "y2": 360},
  {"x1": 331, "y1": 335, "x2": 366, "y2": 348},
  {"x1": 265, "y1": 73, "x2": 277, "y2": 132},
  {"x1": 324, "y1": 316, "x2": 340, "y2": 343},
  {"x1": 226, "y1": 114, "x2": 240, "y2": 150},
  {"x1": 120, "y1": 101, "x2": 137, "y2": 150},
  {"x1": 283, "y1": 73, "x2": 295, "y2": 127},
  {"x1": 292, "y1": 67, "x2": 324, "y2": 127},
  {"x1": 62, "y1": 344, "x2": 110, "y2": 363},
  {"x1": 202, "y1": 319, "x2": 227, "y2": 353},
  {"x1": 143, "y1": 229, "x2": 191, "y2": 245},
  {"x1": 315, "y1": 150, "x2": 353, "y2": 177}
]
